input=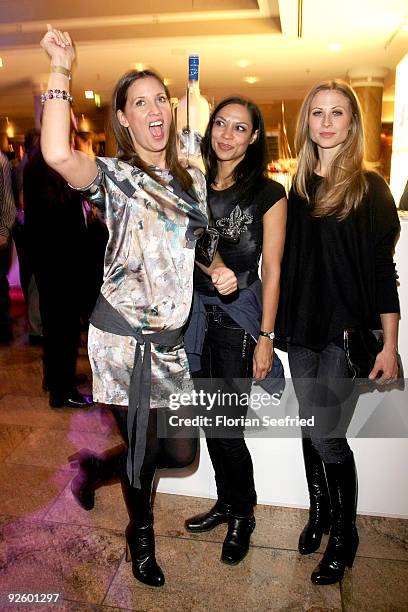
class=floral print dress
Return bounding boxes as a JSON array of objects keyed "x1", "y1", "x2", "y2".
[{"x1": 80, "y1": 157, "x2": 207, "y2": 407}]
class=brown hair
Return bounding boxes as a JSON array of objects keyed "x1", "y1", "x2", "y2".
[
  {"x1": 293, "y1": 79, "x2": 367, "y2": 220},
  {"x1": 111, "y1": 69, "x2": 192, "y2": 191}
]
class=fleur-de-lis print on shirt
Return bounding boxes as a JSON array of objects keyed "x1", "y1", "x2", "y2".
[{"x1": 215, "y1": 204, "x2": 253, "y2": 242}]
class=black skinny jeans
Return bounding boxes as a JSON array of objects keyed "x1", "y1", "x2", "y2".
[
  {"x1": 193, "y1": 305, "x2": 257, "y2": 517},
  {"x1": 288, "y1": 342, "x2": 358, "y2": 463}
]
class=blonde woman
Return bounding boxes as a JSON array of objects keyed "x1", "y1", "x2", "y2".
[{"x1": 276, "y1": 80, "x2": 400, "y2": 584}]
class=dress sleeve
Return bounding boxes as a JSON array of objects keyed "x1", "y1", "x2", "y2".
[
  {"x1": 368, "y1": 173, "x2": 400, "y2": 314},
  {"x1": 68, "y1": 162, "x2": 106, "y2": 220},
  {"x1": 258, "y1": 179, "x2": 286, "y2": 216}
]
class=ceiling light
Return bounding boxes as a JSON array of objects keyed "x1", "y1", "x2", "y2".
[
  {"x1": 328, "y1": 43, "x2": 342, "y2": 52},
  {"x1": 84, "y1": 90, "x2": 94, "y2": 99},
  {"x1": 0, "y1": 58, "x2": 3, "y2": 68},
  {"x1": 163, "y1": 77, "x2": 172, "y2": 86},
  {"x1": 402, "y1": 21, "x2": 408, "y2": 32},
  {"x1": 244, "y1": 76, "x2": 259, "y2": 84},
  {"x1": 132, "y1": 63, "x2": 144, "y2": 71},
  {"x1": 237, "y1": 59, "x2": 251, "y2": 69},
  {"x1": 94, "y1": 94, "x2": 101, "y2": 107}
]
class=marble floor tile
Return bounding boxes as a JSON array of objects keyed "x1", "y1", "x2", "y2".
[
  {"x1": 0, "y1": 518, "x2": 124, "y2": 606},
  {"x1": 341, "y1": 555, "x2": 408, "y2": 611},
  {"x1": 0, "y1": 464, "x2": 72, "y2": 519},
  {"x1": 0, "y1": 424, "x2": 33, "y2": 462},
  {"x1": 104, "y1": 537, "x2": 341, "y2": 611},
  {"x1": 45, "y1": 479, "x2": 128, "y2": 532},
  {"x1": 0, "y1": 363, "x2": 43, "y2": 396},
  {"x1": 0, "y1": 395, "x2": 118, "y2": 435},
  {"x1": 4, "y1": 428, "x2": 122, "y2": 471},
  {"x1": 153, "y1": 493, "x2": 310, "y2": 553},
  {"x1": 355, "y1": 514, "x2": 408, "y2": 561}
]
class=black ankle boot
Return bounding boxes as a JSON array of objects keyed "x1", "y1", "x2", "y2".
[
  {"x1": 311, "y1": 454, "x2": 359, "y2": 585},
  {"x1": 185, "y1": 501, "x2": 232, "y2": 533},
  {"x1": 121, "y1": 470, "x2": 165, "y2": 587},
  {"x1": 125, "y1": 522, "x2": 165, "y2": 587},
  {"x1": 221, "y1": 515, "x2": 256, "y2": 565},
  {"x1": 69, "y1": 446, "x2": 126, "y2": 511},
  {"x1": 299, "y1": 438, "x2": 331, "y2": 554}
]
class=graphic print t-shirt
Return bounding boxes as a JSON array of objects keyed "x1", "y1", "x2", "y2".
[{"x1": 195, "y1": 177, "x2": 286, "y2": 294}]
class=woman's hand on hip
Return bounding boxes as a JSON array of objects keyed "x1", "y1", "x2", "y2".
[
  {"x1": 253, "y1": 336, "x2": 273, "y2": 380},
  {"x1": 211, "y1": 266, "x2": 237, "y2": 295},
  {"x1": 369, "y1": 347, "x2": 398, "y2": 384},
  {"x1": 41, "y1": 24, "x2": 75, "y2": 66}
]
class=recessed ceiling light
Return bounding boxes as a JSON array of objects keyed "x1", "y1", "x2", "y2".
[
  {"x1": 132, "y1": 63, "x2": 144, "y2": 71},
  {"x1": 84, "y1": 90, "x2": 94, "y2": 99},
  {"x1": 237, "y1": 59, "x2": 251, "y2": 69},
  {"x1": 0, "y1": 57, "x2": 3, "y2": 68},
  {"x1": 163, "y1": 77, "x2": 172, "y2": 86},
  {"x1": 244, "y1": 76, "x2": 259, "y2": 84},
  {"x1": 328, "y1": 42, "x2": 342, "y2": 52},
  {"x1": 402, "y1": 23, "x2": 408, "y2": 32}
]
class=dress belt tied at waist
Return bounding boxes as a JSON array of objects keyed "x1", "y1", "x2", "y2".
[{"x1": 90, "y1": 294, "x2": 184, "y2": 488}]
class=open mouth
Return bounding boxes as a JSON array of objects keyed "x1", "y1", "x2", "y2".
[{"x1": 149, "y1": 120, "x2": 164, "y2": 139}]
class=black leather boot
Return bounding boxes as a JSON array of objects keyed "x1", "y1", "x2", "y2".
[
  {"x1": 69, "y1": 445, "x2": 126, "y2": 511},
  {"x1": 122, "y1": 472, "x2": 165, "y2": 587},
  {"x1": 298, "y1": 438, "x2": 331, "y2": 554},
  {"x1": 221, "y1": 515, "x2": 256, "y2": 565},
  {"x1": 311, "y1": 454, "x2": 359, "y2": 585},
  {"x1": 185, "y1": 501, "x2": 232, "y2": 532}
]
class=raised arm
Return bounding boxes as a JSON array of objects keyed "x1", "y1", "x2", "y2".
[{"x1": 40, "y1": 25, "x2": 98, "y2": 188}]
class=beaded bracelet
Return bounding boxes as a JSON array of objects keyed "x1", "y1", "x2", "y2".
[{"x1": 41, "y1": 89, "x2": 73, "y2": 104}]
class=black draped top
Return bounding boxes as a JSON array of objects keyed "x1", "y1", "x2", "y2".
[{"x1": 276, "y1": 171, "x2": 400, "y2": 351}]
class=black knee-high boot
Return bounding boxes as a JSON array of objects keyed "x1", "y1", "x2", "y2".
[
  {"x1": 298, "y1": 437, "x2": 331, "y2": 554},
  {"x1": 311, "y1": 453, "x2": 359, "y2": 585},
  {"x1": 122, "y1": 470, "x2": 165, "y2": 587}
]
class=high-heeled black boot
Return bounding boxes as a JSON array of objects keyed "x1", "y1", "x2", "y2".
[
  {"x1": 221, "y1": 515, "x2": 256, "y2": 565},
  {"x1": 311, "y1": 454, "x2": 359, "y2": 585},
  {"x1": 69, "y1": 445, "x2": 126, "y2": 511},
  {"x1": 122, "y1": 472, "x2": 165, "y2": 587},
  {"x1": 185, "y1": 500, "x2": 232, "y2": 532},
  {"x1": 298, "y1": 438, "x2": 331, "y2": 554}
]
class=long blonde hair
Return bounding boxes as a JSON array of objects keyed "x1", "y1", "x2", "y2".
[{"x1": 293, "y1": 79, "x2": 367, "y2": 220}]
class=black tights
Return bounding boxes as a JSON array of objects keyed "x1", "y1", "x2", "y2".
[{"x1": 110, "y1": 404, "x2": 197, "y2": 478}]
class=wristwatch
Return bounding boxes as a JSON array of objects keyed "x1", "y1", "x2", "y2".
[{"x1": 259, "y1": 330, "x2": 275, "y2": 341}]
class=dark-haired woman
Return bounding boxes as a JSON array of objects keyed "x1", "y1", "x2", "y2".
[
  {"x1": 39, "y1": 26, "x2": 237, "y2": 588},
  {"x1": 276, "y1": 79, "x2": 400, "y2": 584},
  {"x1": 185, "y1": 97, "x2": 287, "y2": 564}
]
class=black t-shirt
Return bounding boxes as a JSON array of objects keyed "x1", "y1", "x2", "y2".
[{"x1": 195, "y1": 177, "x2": 286, "y2": 294}]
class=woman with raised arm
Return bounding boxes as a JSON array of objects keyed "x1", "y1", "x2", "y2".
[
  {"x1": 276, "y1": 79, "x2": 400, "y2": 584},
  {"x1": 39, "y1": 26, "x2": 236, "y2": 588},
  {"x1": 184, "y1": 97, "x2": 287, "y2": 565}
]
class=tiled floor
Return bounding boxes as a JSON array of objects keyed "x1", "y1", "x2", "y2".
[{"x1": 0, "y1": 315, "x2": 407, "y2": 611}]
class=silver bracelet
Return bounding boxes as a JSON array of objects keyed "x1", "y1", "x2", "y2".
[{"x1": 41, "y1": 89, "x2": 73, "y2": 104}]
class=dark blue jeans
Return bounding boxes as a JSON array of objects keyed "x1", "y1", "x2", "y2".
[
  {"x1": 193, "y1": 306, "x2": 257, "y2": 516},
  {"x1": 288, "y1": 342, "x2": 357, "y2": 463}
]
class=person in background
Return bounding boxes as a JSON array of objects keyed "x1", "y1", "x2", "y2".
[
  {"x1": 12, "y1": 129, "x2": 43, "y2": 345},
  {"x1": 184, "y1": 96, "x2": 287, "y2": 565},
  {"x1": 39, "y1": 25, "x2": 235, "y2": 588},
  {"x1": 23, "y1": 130, "x2": 91, "y2": 408},
  {"x1": 0, "y1": 150, "x2": 16, "y2": 344},
  {"x1": 276, "y1": 79, "x2": 400, "y2": 585},
  {"x1": 74, "y1": 131, "x2": 109, "y2": 322}
]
